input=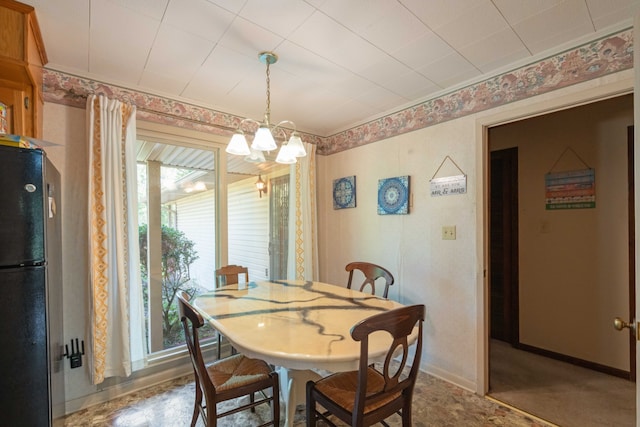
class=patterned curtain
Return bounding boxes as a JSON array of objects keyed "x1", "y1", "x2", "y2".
[
  {"x1": 287, "y1": 142, "x2": 319, "y2": 281},
  {"x1": 87, "y1": 94, "x2": 143, "y2": 384}
]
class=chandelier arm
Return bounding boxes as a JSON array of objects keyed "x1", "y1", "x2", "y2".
[
  {"x1": 272, "y1": 120, "x2": 297, "y2": 132},
  {"x1": 271, "y1": 120, "x2": 300, "y2": 144},
  {"x1": 237, "y1": 117, "x2": 261, "y2": 134},
  {"x1": 271, "y1": 126, "x2": 288, "y2": 143}
]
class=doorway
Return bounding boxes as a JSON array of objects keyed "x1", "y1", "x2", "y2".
[{"x1": 487, "y1": 94, "x2": 635, "y2": 425}]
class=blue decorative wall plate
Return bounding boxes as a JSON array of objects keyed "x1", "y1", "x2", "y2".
[
  {"x1": 378, "y1": 176, "x2": 409, "y2": 215},
  {"x1": 333, "y1": 176, "x2": 356, "y2": 209}
]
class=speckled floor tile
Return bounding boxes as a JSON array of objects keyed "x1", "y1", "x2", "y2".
[{"x1": 63, "y1": 368, "x2": 553, "y2": 427}]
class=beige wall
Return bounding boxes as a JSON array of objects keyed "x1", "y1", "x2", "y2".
[{"x1": 490, "y1": 95, "x2": 633, "y2": 370}]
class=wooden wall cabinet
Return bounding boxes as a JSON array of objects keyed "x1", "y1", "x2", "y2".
[{"x1": 0, "y1": 0, "x2": 47, "y2": 138}]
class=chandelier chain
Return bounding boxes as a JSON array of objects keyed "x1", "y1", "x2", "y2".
[{"x1": 265, "y1": 61, "x2": 271, "y2": 121}]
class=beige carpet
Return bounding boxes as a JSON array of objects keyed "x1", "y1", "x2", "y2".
[{"x1": 489, "y1": 339, "x2": 635, "y2": 427}]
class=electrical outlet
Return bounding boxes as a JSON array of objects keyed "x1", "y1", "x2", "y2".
[{"x1": 442, "y1": 225, "x2": 456, "y2": 240}]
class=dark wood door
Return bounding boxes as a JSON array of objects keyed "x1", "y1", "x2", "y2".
[{"x1": 490, "y1": 147, "x2": 519, "y2": 344}]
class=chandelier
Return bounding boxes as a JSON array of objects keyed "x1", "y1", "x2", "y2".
[{"x1": 225, "y1": 51, "x2": 306, "y2": 164}]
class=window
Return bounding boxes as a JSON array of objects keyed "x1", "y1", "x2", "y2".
[
  {"x1": 135, "y1": 126, "x2": 221, "y2": 358},
  {"x1": 226, "y1": 159, "x2": 289, "y2": 281},
  {"x1": 133, "y1": 123, "x2": 292, "y2": 364}
]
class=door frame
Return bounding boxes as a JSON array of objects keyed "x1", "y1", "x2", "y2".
[
  {"x1": 477, "y1": 76, "x2": 635, "y2": 396},
  {"x1": 628, "y1": 126, "x2": 636, "y2": 381}
]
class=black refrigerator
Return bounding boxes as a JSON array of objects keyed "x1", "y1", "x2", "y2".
[{"x1": 0, "y1": 143, "x2": 65, "y2": 426}]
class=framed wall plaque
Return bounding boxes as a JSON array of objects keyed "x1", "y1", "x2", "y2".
[
  {"x1": 333, "y1": 175, "x2": 356, "y2": 209},
  {"x1": 377, "y1": 176, "x2": 409, "y2": 215}
]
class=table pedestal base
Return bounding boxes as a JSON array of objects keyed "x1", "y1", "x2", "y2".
[{"x1": 277, "y1": 367, "x2": 322, "y2": 427}]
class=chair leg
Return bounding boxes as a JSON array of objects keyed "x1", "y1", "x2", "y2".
[
  {"x1": 272, "y1": 374, "x2": 280, "y2": 426},
  {"x1": 401, "y1": 400, "x2": 412, "y2": 426},
  {"x1": 191, "y1": 378, "x2": 203, "y2": 427},
  {"x1": 306, "y1": 381, "x2": 316, "y2": 427}
]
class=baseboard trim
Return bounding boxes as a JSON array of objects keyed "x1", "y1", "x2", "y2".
[
  {"x1": 64, "y1": 363, "x2": 193, "y2": 415},
  {"x1": 485, "y1": 395, "x2": 561, "y2": 427},
  {"x1": 64, "y1": 341, "x2": 230, "y2": 415},
  {"x1": 420, "y1": 362, "x2": 476, "y2": 392},
  {"x1": 515, "y1": 342, "x2": 632, "y2": 380}
]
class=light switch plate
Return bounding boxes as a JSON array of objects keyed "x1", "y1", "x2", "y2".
[{"x1": 442, "y1": 225, "x2": 456, "y2": 240}]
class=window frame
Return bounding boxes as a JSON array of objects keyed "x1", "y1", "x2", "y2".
[{"x1": 135, "y1": 121, "x2": 229, "y2": 364}]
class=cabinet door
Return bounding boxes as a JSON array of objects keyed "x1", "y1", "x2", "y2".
[{"x1": 0, "y1": 85, "x2": 28, "y2": 135}]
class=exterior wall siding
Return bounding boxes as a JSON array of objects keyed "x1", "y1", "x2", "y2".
[
  {"x1": 174, "y1": 190, "x2": 216, "y2": 291},
  {"x1": 228, "y1": 177, "x2": 269, "y2": 281}
]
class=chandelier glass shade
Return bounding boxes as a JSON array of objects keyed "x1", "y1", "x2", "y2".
[
  {"x1": 225, "y1": 51, "x2": 307, "y2": 164},
  {"x1": 245, "y1": 147, "x2": 266, "y2": 163}
]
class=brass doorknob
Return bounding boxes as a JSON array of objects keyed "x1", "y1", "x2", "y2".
[
  {"x1": 613, "y1": 317, "x2": 634, "y2": 331},
  {"x1": 614, "y1": 317, "x2": 640, "y2": 341}
]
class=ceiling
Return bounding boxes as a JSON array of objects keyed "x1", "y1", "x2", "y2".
[{"x1": 21, "y1": 0, "x2": 633, "y2": 139}]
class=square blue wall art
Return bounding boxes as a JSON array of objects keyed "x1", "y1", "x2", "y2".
[
  {"x1": 333, "y1": 175, "x2": 356, "y2": 209},
  {"x1": 378, "y1": 176, "x2": 410, "y2": 215}
]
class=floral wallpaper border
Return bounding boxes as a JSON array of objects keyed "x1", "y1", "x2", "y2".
[
  {"x1": 43, "y1": 28, "x2": 633, "y2": 156},
  {"x1": 42, "y1": 70, "x2": 322, "y2": 148}
]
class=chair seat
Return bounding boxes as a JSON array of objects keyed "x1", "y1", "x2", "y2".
[
  {"x1": 207, "y1": 353, "x2": 272, "y2": 394},
  {"x1": 314, "y1": 367, "x2": 401, "y2": 414}
]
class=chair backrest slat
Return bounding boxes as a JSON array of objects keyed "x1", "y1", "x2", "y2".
[
  {"x1": 351, "y1": 304, "x2": 425, "y2": 421},
  {"x1": 178, "y1": 292, "x2": 216, "y2": 401},
  {"x1": 215, "y1": 264, "x2": 249, "y2": 288},
  {"x1": 346, "y1": 261, "x2": 394, "y2": 298}
]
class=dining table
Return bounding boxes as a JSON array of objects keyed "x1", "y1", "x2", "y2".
[{"x1": 192, "y1": 279, "x2": 409, "y2": 427}]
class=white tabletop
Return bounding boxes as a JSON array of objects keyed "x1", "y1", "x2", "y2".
[{"x1": 192, "y1": 280, "x2": 405, "y2": 372}]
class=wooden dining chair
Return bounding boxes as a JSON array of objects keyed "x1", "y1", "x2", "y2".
[
  {"x1": 215, "y1": 264, "x2": 249, "y2": 288},
  {"x1": 177, "y1": 292, "x2": 280, "y2": 427},
  {"x1": 214, "y1": 265, "x2": 249, "y2": 358},
  {"x1": 306, "y1": 304, "x2": 425, "y2": 427},
  {"x1": 346, "y1": 261, "x2": 395, "y2": 299}
]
